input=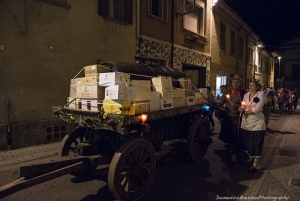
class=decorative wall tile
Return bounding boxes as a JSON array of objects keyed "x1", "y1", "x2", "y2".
[{"x1": 137, "y1": 38, "x2": 211, "y2": 85}]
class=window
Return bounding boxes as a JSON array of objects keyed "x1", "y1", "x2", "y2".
[
  {"x1": 248, "y1": 46, "x2": 253, "y2": 64},
  {"x1": 238, "y1": 37, "x2": 243, "y2": 59},
  {"x1": 98, "y1": 0, "x2": 133, "y2": 24},
  {"x1": 220, "y1": 22, "x2": 226, "y2": 51},
  {"x1": 183, "y1": 0, "x2": 206, "y2": 36},
  {"x1": 230, "y1": 30, "x2": 236, "y2": 55},
  {"x1": 264, "y1": 59, "x2": 268, "y2": 72},
  {"x1": 148, "y1": 0, "x2": 168, "y2": 20},
  {"x1": 34, "y1": 0, "x2": 71, "y2": 9}
]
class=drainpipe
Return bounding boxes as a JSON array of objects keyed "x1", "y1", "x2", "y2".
[
  {"x1": 136, "y1": 0, "x2": 140, "y2": 53},
  {"x1": 171, "y1": 0, "x2": 175, "y2": 68}
]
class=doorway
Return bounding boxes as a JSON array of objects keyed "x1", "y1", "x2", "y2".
[{"x1": 182, "y1": 64, "x2": 206, "y2": 89}]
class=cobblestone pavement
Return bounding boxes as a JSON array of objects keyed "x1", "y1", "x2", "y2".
[
  {"x1": 0, "y1": 106, "x2": 300, "y2": 201},
  {"x1": 0, "y1": 142, "x2": 60, "y2": 169}
]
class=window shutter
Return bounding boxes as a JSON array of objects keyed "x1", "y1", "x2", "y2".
[
  {"x1": 98, "y1": 0, "x2": 107, "y2": 17},
  {"x1": 125, "y1": 0, "x2": 133, "y2": 24},
  {"x1": 184, "y1": 13, "x2": 198, "y2": 33}
]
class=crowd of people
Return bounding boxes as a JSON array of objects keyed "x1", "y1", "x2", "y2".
[{"x1": 206, "y1": 76, "x2": 299, "y2": 171}]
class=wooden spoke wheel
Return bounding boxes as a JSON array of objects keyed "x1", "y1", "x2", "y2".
[
  {"x1": 187, "y1": 116, "x2": 211, "y2": 162},
  {"x1": 61, "y1": 128, "x2": 98, "y2": 176},
  {"x1": 108, "y1": 138, "x2": 156, "y2": 201}
]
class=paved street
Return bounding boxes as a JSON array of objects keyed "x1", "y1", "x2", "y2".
[{"x1": 0, "y1": 105, "x2": 300, "y2": 201}]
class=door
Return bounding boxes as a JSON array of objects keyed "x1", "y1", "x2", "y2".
[{"x1": 182, "y1": 64, "x2": 206, "y2": 89}]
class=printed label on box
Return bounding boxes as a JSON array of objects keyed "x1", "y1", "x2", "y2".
[
  {"x1": 186, "y1": 96, "x2": 196, "y2": 106},
  {"x1": 99, "y1": 72, "x2": 130, "y2": 86},
  {"x1": 104, "y1": 85, "x2": 136, "y2": 101},
  {"x1": 160, "y1": 98, "x2": 173, "y2": 110}
]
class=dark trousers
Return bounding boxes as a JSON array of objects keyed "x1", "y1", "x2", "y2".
[
  {"x1": 219, "y1": 115, "x2": 239, "y2": 154},
  {"x1": 278, "y1": 102, "x2": 284, "y2": 113},
  {"x1": 208, "y1": 114, "x2": 215, "y2": 127},
  {"x1": 293, "y1": 98, "x2": 299, "y2": 109}
]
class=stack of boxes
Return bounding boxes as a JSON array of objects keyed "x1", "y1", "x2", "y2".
[
  {"x1": 68, "y1": 65, "x2": 109, "y2": 111},
  {"x1": 67, "y1": 64, "x2": 207, "y2": 115}
]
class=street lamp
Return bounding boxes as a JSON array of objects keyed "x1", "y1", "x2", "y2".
[{"x1": 278, "y1": 56, "x2": 281, "y2": 78}]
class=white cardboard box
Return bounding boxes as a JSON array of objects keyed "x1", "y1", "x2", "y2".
[
  {"x1": 131, "y1": 80, "x2": 151, "y2": 91},
  {"x1": 81, "y1": 99, "x2": 99, "y2": 111},
  {"x1": 69, "y1": 79, "x2": 77, "y2": 97},
  {"x1": 186, "y1": 96, "x2": 196, "y2": 106},
  {"x1": 199, "y1": 88, "x2": 208, "y2": 99},
  {"x1": 77, "y1": 85, "x2": 105, "y2": 99},
  {"x1": 172, "y1": 88, "x2": 186, "y2": 100},
  {"x1": 149, "y1": 91, "x2": 161, "y2": 112},
  {"x1": 149, "y1": 91, "x2": 161, "y2": 102},
  {"x1": 160, "y1": 97, "x2": 173, "y2": 110},
  {"x1": 104, "y1": 85, "x2": 136, "y2": 101},
  {"x1": 149, "y1": 101, "x2": 161, "y2": 112},
  {"x1": 192, "y1": 91, "x2": 204, "y2": 104},
  {"x1": 179, "y1": 78, "x2": 192, "y2": 90},
  {"x1": 135, "y1": 88, "x2": 150, "y2": 101},
  {"x1": 99, "y1": 72, "x2": 130, "y2": 86},
  {"x1": 76, "y1": 75, "x2": 98, "y2": 86},
  {"x1": 152, "y1": 76, "x2": 173, "y2": 98},
  {"x1": 84, "y1": 65, "x2": 109, "y2": 76},
  {"x1": 173, "y1": 98, "x2": 186, "y2": 108}
]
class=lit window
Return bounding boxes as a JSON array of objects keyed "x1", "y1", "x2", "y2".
[
  {"x1": 183, "y1": 0, "x2": 206, "y2": 36},
  {"x1": 148, "y1": 0, "x2": 168, "y2": 20}
]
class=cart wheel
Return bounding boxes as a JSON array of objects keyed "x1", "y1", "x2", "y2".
[
  {"x1": 187, "y1": 116, "x2": 210, "y2": 162},
  {"x1": 61, "y1": 128, "x2": 98, "y2": 176},
  {"x1": 108, "y1": 138, "x2": 156, "y2": 201}
]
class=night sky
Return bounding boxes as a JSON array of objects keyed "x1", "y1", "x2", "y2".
[{"x1": 223, "y1": 0, "x2": 300, "y2": 47}]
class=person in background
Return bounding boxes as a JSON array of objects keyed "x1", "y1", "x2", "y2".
[
  {"x1": 239, "y1": 80, "x2": 266, "y2": 171},
  {"x1": 217, "y1": 85, "x2": 227, "y2": 100},
  {"x1": 293, "y1": 88, "x2": 299, "y2": 110},
  {"x1": 206, "y1": 86, "x2": 216, "y2": 132},
  {"x1": 277, "y1": 87, "x2": 287, "y2": 114},
  {"x1": 218, "y1": 75, "x2": 246, "y2": 162},
  {"x1": 261, "y1": 84, "x2": 271, "y2": 130},
  {"x1": 269, "y1": 87, "x2": 276, "y2": 111}
]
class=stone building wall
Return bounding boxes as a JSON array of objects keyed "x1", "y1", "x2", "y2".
[{"x1": 0, "y1": 0, "x2": 136, "y2": 150}]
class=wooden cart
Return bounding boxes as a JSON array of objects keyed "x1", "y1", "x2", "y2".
[{"x1": 0, "y1": 104, "x2": 212, "y2": 201}]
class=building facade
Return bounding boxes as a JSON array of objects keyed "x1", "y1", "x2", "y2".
[
  {"x1": 211, "y1": 0, "x2": 275, "y2": 95},
  {"x1": 136, "y1": 0, "x2": 212, "y2": 89},
  {"x1": 0, "y1": 0, "x2": 137, "y2": 150},
  {"x1": 278, "y1": 38, "x2": 300, "y2": 90}
]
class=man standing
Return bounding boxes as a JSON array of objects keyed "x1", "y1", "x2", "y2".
[
  {"x1": 277, "y1": 87, "x2": 287, "y2": 114},
  {"x1": 218, "y1": 75, "x2": 246, "y2": 162},
  {"x1": 261, "y1": 84, "x2": 272, "y2": 130},
  {"x1": 269, "y1": 87, "x2": 276, "y2": 111},
  {"x1": 293, "y1": 88, "x2": 299, "y2": 110}
]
